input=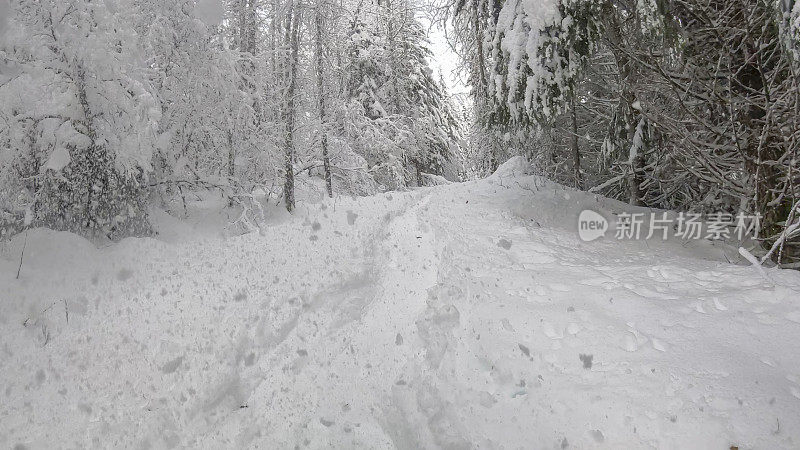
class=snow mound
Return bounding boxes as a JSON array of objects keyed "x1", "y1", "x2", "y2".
[
  {"x1": 490, "y1": 155, "x2": 533, "y2": 178},
  {"x1": 2, "y1": 227, "x2": 96, "y2": 274},
  {"x1": 422, "y1": 173, "x2": 452, "y2": 186}
]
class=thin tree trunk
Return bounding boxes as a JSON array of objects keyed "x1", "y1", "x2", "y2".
[
  {"x1": 247, "y1": 0, "x2": 257, "y2": 54},
  {"x1": 570, "y1": 94, "x2": 582, "y2": 189},
  {"x1": 471, "y1": 0, "x2": 488, "y2": 101},
  {"x1": 75, "y1": 62, "x2": 102, "y2": 229},
  {"x1": 227, "y1": 130, "x2": 235, "y2": 180},
  {"x1": 227, "y1": 129, "x2": 236, "y2": 206},
  {"x1": 237, "y1": 0, "x2": 247, "y2": 51},
  {"x1": 628, "y1": 119, "x2": 646, "y2": 207},
  {"x1": 385, "y1": 0, "x2": 409, "y2": 186},
  {"x1": 270, "y1": 0, "x2": 278, "y2": 99},
  {"x1": 316, "y1": 2, "x2": 333, "y2": 198},
  {"x1": 283, "y1": 0, "x2": 301, "y2": 212},
  {"x1": 603, "y1": 0, "x2": 644, "y2": 206}
]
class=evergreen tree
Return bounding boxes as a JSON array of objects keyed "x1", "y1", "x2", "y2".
[{"x1": 342, "y1": 2, "x2": 460, "y2": 187}]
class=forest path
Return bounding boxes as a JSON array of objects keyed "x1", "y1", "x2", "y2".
[
  {"x1": 3, "y1": 158, "x2": 800, "y2": 449},
  {"x1": 196, "y1": 163, "x2": 800, "y2": 449}
]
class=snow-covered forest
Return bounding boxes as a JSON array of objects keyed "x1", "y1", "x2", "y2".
[
  {"x1": 0, "y1": 0, "x2": 462, "y2": 236},
  {"x1": 3, "y1": 0, "x2": 800, "y2": 448},
  {"x1": 1, "y1": 0, "x2": 800, "y2": 260}
]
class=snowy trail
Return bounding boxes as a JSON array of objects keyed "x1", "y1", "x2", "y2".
[
  {"x1": 196, "y1": 192, "x2": 446, "y2": 448},
  {"x1": 408, "y1": 178, "x2": 800, "y2": 449},
  {"x1": 3, "y1": 160, "x2": 800, "y2": 449}
]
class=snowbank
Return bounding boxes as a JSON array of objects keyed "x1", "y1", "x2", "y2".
[{"x1": 489, "y1": 155, "x2": 533, "y2": 179}]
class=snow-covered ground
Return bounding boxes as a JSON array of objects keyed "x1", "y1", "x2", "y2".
[{"x1": 3, "y1": 158, "x2": 800, "y2": 449}]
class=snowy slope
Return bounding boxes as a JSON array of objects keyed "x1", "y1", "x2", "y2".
[{"x1": 2, "y1": 158, "x2": 800, "y2": 449}]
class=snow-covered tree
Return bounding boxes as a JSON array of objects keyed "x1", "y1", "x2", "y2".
[
  {"x1": 0, "y1": 0, "x2": 160, "y2": 239},
  {"x1": 340, "y1": 0, "x2": 461, "y2": 187},
  {"x1": 479, "y1": 0, "x2": 800, "y2": 264}
]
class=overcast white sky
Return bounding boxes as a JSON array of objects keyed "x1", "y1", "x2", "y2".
[{"x1": 421, "y1": 17, "x2": 470, "y2": 96}]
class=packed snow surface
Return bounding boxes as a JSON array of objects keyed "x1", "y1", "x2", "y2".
[{"x1": 3, "y1": 159, "x2": 800, "y2": 448}]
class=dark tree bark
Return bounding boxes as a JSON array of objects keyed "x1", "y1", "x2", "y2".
[
  {"x1": 283, "y1": 0, "x2": 301, "y2": 212},
  {"x1": 315, "y1": 1, "x2": 333, "y2": 198},
  {"x1": 570, "y1": 94, "x2": 582, "y2": 189},
  {"x1": 602, "y1": 0, "x2": 644, "y2": 206}
]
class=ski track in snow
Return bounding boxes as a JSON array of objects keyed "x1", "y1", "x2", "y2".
[{"x1": 3, "y1": 161, "x2": 800, "y2": 449}]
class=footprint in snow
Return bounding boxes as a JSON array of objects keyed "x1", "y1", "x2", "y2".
[
  {"x1": 691, "y1": 302, "x2": 707, "y2": 314},
  {"x1": 117, "y1": 268, "x2": 134, "y2": 281},
  {"x1": 497, "y1": 238, "x2": 512, "y2": 250},
  {"x1": 624, "y1": 334, "x2": 638, "y2": 352},
  {"x1": 652, "y1": 338, "x2": 667, "y2": 352},
  {"x1": 790, "y1": 387, "x2": 800, "y2": 400},
  {"x1": 478, "y1": 391, "x2": 496, "y2": 408},
  {"x1": 757, "y1": 314, "x2": 779, "y2": 325},
  {"x1": 320, "y1": 417, "x2": 334, "y2": 427},
  {"x1": 161, "y1": 356, "x2": 184, "y2": 374},
  {"x1": 542, "y1": 322, "x2": 563, "y2": 340},
  {"x1": 624, "y1": 328, "x2": 648, "y2": 352},
  {"x1": 346, "y1": 211, "x2": 358, "y2": 225},
  {"x1": 416, "y1": 304, "x2": 460, "y2": 368},
  {"x1": 548, "y1": 284, "x2": 571, "y2": 293}
]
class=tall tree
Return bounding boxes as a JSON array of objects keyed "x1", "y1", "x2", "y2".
[
  {"x1": 315, "y1": 0, "x2": 333, "y2": 197},
  {"x1": 283, "y1": 0, "x2": 301, "y2": 211}
]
